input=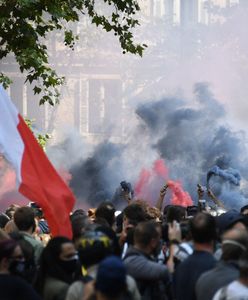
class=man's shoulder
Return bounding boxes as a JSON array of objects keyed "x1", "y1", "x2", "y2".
[
  {"x1": 21, "y1": 232, "x2": 43, "y2": 247},
  {"x1": 197, "y1": 262, "x2": 239, "y2": 285},
  {"x1": 176, "y1": 251, "x2": 216, "y2": 274},
  {"x1": 124, "y1": 247, "x2": 146, "y2": 260}
]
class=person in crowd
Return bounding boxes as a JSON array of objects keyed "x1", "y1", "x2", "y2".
[
  {"x1": 35, "y1": 236, "x2": 80, "y2": 300},
  {"x1": 82, "y1": 256, "x2": 129, "y2": 300},
  {"x1": 10, "y1": 231, "x2": 37, "y2": 284},
  {"x1": 173, "y1": 212, "x2": 217, "y2": 300},
  {"x1": 120, "y1": 203, "x2": 148, "y2": 257},
  {"x1": 217, "y1": 209, "x2": 246, "y2": 234},
  {"x1": 30, "y1": 202, "x2": 50, "y2": 234},
  {"x1": 196, "y1": 228, "x2": 248, "y2": 300},
  {"x1": 13, "y1": 206, "x2": 44, "y2": 264},
  {"x1": 214, "y1": 209, "x2": 246, "y2": 259},
  {"x1": 164, "y1": 205, "x2": 186, "y2": 224},
  {"x1": 5, "y1": 204, "x2": 20, "y2": 219},
  {"x1": 213, "y1": 249, "x2": 248, "y2": 299},
  {"x1": 70, "y1": 210, "x2": 91, "y2": 244},
  {"x1": 94, "y1": 201, "x2": 116, "y2": 230},
  {"x1": 66, "y1": 226, "x2": 140, "y2": 300},
  {"x1": 123, "y1": 220, "x2": 171, "y2": 300},
  {"x1": 146, "y1": 206, "x2": 162, "y2": 222},
  {"x1": 0, "y1": 239, "x2": 41, "y2": 300},
  {"x1": 170, "y1": 220, "x2": 193, "y2": 266}
]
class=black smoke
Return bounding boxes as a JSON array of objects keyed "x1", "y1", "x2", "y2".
[
  {"x1": 69, "y1": 142, "x2": 125, "y2": 207},
  {"x1": 136, "y1": 83, "x2": 248, "y2": 209}
]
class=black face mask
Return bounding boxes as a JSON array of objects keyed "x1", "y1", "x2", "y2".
[
  {"x1": 59, "y1": 258, "x2": 79, "y2": 274},
  {"x1": 8, "y1": 260, "x2": 26, "y2": 276}
]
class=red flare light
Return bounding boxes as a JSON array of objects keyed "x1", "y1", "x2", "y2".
[{"x1": 134, "y1": 159, "x2": 192, "y2": 207}]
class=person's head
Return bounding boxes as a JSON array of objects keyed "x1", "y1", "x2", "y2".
[
  {"x1": 10, "y1": 232, "x2": 34, "y2": 261},
  {"x1": 165, "y1": 205, "x2": 186, "y2": 223},
  {"x1": 123, "y1": 203, "x2": 147, "y2": 228},
  {"x1": 9, "y1": 231, "x2": 36, "y2": 282},
  {"x1": 134, "y1": 220, "x2": 161, "y2": 255},
  {"x1": 5, "y1": 204, "x2": 20, "y2": 219},
  {"x1": 70, "y1": 213, "x2": 90, "y2": 242},
  {"x1": 186, "y1": 205, "x2": 198, "y2": 218},
  {"x1": 189, "y1": 212, "x2": 216, "y2": 244},
  {"x1": 0, "y1": 239, "x2": 25, "y2": 275},
  {"x1": 146, "y1": 206, "x2": 162, "y2": 222},
  {"x1": 221, "y1": 229, "x2": 248, "y2": 262},
  {"x1": 217, "y1": 210, "x2": 246, "y2": 235},
  {"x1": 95, "y1": 256, "x2": 127, "y2": 300},
  {"x1": 14, "y1": 207, "x2": 36, "y2": 233},
  {"x1": 95, "y1": 202, "x2": 116, "y2": 228},
  {"x1": 36, "y1": 236, "x2": 79, "y2": 292},
  {"x1": 241, "y1": 205, "x2": 248, "y2": 216},
  {"x1": 77, "y1": 228, "x2": 115, "y2": 268},
  {"x1": 71, "y1": 209, "x2": 86, "y2": 217}
]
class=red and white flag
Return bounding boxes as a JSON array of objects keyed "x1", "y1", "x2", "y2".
[{"x1": 0, "y1": 85, "x2": 75, "y2": 238}]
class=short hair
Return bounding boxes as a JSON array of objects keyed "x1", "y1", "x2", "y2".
[
  {"x1": 134, "y1": 220, "x2": 160, "y2": 247},
  {"x1": 5, "y1": 204, "x2": 20, "y2": 219},
  {"x1": 14, "y1": 207, "x2": 35, "y2": 231},
  {"x1": 165, "y1": 206, "x2": 186, "y2": 223},
  {"x1": 123, "y1": 203, "x2": 147, "y2": 226},
  {"x1": 0, "y1": 239, "x2": 18, "y2": 261},
  {"x1": 70, "y1": 214, "x2": 90, "y2": 241},
  {"x1": 189, "y1": 212, "x2": 216, "y2": 244},
  {"x1": 95, "y1": 201, "x2": 115, "y2": 227}
]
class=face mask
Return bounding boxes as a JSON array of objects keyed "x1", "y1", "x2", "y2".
[
  {"x1": 9, "y1": 260, "x2": 26, "y2": 276},
  {"x1": 59, "y1": 256, "x2": 79, "y2": 274}
]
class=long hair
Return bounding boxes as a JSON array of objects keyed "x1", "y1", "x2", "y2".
[{"x1": 35, "y1": 236, "x2": 75, "y2": 294}]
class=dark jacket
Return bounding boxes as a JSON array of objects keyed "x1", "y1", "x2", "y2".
[
  {"x1": 123, "y1": 246, "x2": 170, "y2": 300},
  {"x1": 173, "y1": 250, "x2": 217, "y2": 300},
  {"x1": 195, "y1": 261, "x2": 239, "y2": 300}
]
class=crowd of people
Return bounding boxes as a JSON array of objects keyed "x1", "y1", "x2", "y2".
[{"x1": 0, "y1": 185, "x2": 248, "y2": 300}]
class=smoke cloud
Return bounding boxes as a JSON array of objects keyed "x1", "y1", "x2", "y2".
[
  {"x1": 62, "y1": 82, "x2": 248, "y2": 210},
  {"x1": 2, "y1": 2, "x2": 248, "y2": 212}
]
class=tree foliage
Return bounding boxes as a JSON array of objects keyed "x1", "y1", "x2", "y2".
[
  {"x1": 25, "y1": 118, "x2": 50, "y2": 150},
  {"x1": 0, "y1": 0, "x2": 146, "y2": 105}
]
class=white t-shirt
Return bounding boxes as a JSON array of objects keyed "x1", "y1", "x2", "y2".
[{"x1": 213, "y1": 280, "x2": 248, "y2": 300}]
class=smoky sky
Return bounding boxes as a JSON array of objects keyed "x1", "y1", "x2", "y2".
[
  {"x1": 136, "y1": 82, "x2": 248, "y2": 209},
  {"x1": 66, "y1": 82, "x2": 248, "y2": 210}
]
